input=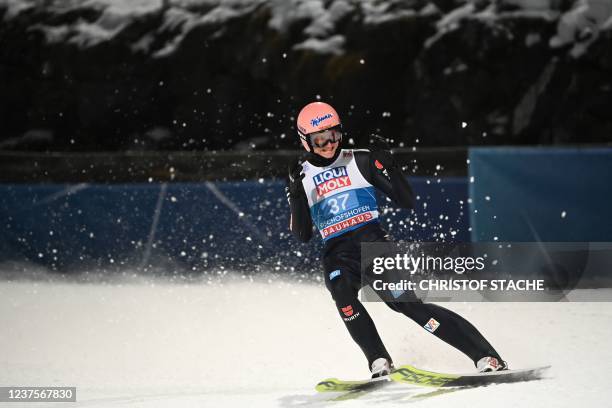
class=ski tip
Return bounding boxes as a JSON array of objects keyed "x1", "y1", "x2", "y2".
[
  {"x1": 529, "y1": 365, "x2": 552, "y2": 377},
  {"x1": 315, "y1": 378, "x2": 340, "y2": 392},
  {"x1": 506, "y1": 365, "x2": 552, "y2": 375}
]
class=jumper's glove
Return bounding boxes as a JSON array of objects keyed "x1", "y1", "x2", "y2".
[
  {"x1": 287, "y1": 162, "x2": 306, "y2": 198},
  {"x1": 369, "y1": 134, "x2": 398, "y2": 171}
]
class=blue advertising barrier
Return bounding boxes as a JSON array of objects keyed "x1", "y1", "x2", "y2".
[
  {"x1": 469, "y1": 147, "x2": 612, "y2": 242},
  {"x1": 0, "y1": 177, "x2": 468, "y2": 273}
]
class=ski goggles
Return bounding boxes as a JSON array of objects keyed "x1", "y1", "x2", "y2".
[{"x1": 302, "y1": 127, "x2": 342, "y2": 148}]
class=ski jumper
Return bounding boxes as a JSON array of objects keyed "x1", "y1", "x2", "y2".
[{"x1": 288, "y1": 148, "x2": 503, "y2": 369}]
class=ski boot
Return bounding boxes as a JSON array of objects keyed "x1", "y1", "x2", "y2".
[
  {"x1": 370, "y1": 358, "x2": 394, "y2": 378},
  {"x1": 476, "y1": 356, "x2": 508, "y2": 372}
]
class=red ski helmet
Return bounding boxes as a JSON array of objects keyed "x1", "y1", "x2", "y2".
[{"x1": 296, "y1": 102, "x2": 342, "y2": 151}]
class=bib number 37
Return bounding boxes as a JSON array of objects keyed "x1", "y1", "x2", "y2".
[{"x1": 326, "y1": 193, "x2": 349, "y2": 214}]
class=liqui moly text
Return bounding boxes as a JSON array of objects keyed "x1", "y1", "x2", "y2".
[{"x1": 313, "y1": 166, "x2": 351, "y2": 196}]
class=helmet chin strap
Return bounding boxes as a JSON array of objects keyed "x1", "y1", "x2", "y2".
[{"x1": 298, "y1": 132, "x2": 314, "y2": 153}]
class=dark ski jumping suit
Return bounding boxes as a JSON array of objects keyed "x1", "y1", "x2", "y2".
[{"x1": 287, "y1": 147, "x2": 503, "y2": 369}]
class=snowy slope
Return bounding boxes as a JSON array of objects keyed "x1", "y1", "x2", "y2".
[
  {"x1": 2, "y1": 0, "x2": 611, "y2": 56},
  {"x1": 1, "y1": 273, "x2": 611, "y2": 407}
]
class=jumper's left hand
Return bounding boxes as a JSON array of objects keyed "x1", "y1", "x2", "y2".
[{"x1": 369, "y1": 134, "x2": 396, "y2": 170}]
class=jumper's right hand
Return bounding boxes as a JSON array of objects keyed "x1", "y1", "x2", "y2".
[{"x1": 287, "y1": 162, "x2": 306, "y2": 197}]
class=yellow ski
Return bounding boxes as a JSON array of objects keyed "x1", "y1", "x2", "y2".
[
  {"x1": 315, "y1": 375, "x2": 390, "y2": 392},
  {"x1": 390, "y1": 364, "x2": 550, "y2": 387}
]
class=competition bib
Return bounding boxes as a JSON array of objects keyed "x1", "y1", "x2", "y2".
[{"x1": 301, "y1": 149, "x2": 379, "y2": 240}]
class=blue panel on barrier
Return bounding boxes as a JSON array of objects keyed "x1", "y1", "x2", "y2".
[
  {"x1": 0, "y1": 177, "x2": 468, "y2": 272},
  {"x1": 469, "y1": 147, "x2": 612, "y2": 242}
]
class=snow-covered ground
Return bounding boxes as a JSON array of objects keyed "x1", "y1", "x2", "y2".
[{"x1": 1, "y1": 273, "x2": 611, "y2": 407}]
